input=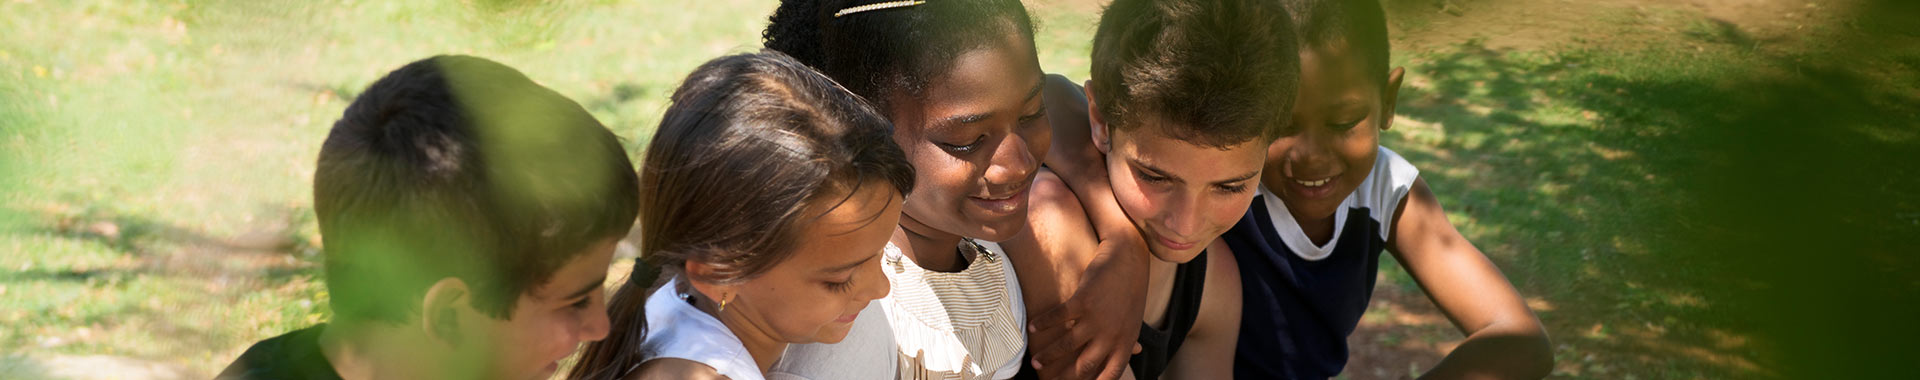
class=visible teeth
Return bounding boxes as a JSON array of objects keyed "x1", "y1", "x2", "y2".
[{"x1": 1296, "y1": 178, "x2": 1330, "y2": 187}]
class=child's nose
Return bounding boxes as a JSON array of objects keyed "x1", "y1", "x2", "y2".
[
  {"x1": 858, "y1": 264, "x2": 891, "y2": 301},
  {"x1": 983, "y1": 135, "x2": 1037, "y2": 187},
  {"x1": 1163, "y1": 193, "x2": 1204, "y2": 239},
  {"x1": 1286, "y1": 138, "x2": 1338, "y2": 175},
  {"x1": 581, "y1": 302, "x2": 612, "y2": 342}
]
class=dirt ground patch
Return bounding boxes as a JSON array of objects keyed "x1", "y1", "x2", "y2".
[{"x1": 1385, "y1": 0, "x2": 1837, "y2": 53}]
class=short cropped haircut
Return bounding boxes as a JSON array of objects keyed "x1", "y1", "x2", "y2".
[
  {"x1": 1090, "y1": 0, "x2": 1301, "y2": 148},
  {"x1": 1282, "y1": 0, "x2": 1391, "y2": 86},
  {"x1": 314, "y1": 55, "x2": 640, "y2": 324}
]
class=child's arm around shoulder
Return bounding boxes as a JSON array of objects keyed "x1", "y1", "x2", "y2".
[
  {"x1": 1019, "y1": 73, "x2": 1150, "y2": 380},
  {"x1": 1162, "y1": 239, "x2": 1242, "y2": 380},
  {"x1": 627, "y1": 358, "x2": 731, "y2": 380},
  {"x1": 1388, "y1": 177, "x2": 1553, "y2": 380},
  {"x1": 1004, "y1": 169, "x2": 1103, "y2": 317}
]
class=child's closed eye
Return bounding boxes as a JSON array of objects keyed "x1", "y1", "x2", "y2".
[
  {"x1": 1215, "y1": 183, "x2": 1251, "y2": 194},
  {"x1": 825, "y1": 276, "x2": 856, "y2": 293},
  {"x1": 1330, "y1": 116, "x2": 1366, "y2": 131},
  {"x1": 937, "y1": 136, "x2": 985, "y2": 154},
  {"x1": 1136, "y1": 169, "x2": 1171, "y2": 184},
  {"x1": 1018, "y1": 108, "x2": 1049, "y2": 124}
]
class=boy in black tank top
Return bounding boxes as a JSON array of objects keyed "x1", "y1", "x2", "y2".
[{"x1": 1001, "y1": 0, "x2": 1301, "y2": 378}]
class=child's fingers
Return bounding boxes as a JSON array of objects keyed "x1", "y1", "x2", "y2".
[
  {"x1": 1093, "y1": 349, "x2": 1132, "y2": 380},
  {"x1": 1027, "y1": 302, "x2": 1080, "y2": 333},
  {"x1": 1041, "y1": 321, "x2": 1116, "y2": 379},
  {"x1": 1041, "y1": 336, "x2": 1121, "y2": 380},
  {"x1": 1031, "y1": 324, "x2": 1094, "y2": 374}
]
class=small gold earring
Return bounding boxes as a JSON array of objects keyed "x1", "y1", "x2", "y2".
[{"x1": 719, "y1": 296, "x2": 730, "y2": 312}]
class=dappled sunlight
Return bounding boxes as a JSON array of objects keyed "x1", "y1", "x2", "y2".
[{"x1": 1368, "y1": 1, "x2": 1920, "y2": 376}]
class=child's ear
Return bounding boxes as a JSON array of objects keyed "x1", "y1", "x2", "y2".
[
  {"x1": 682, "y1": 261, "x2": 740, "y2": 310},
  {"x1": 1084, "y1": 80, "x2": 1113, "y2": 154},
  {"x1": 420, "y1": 277, "x2": 471, "y2": 347},
  {"x1": 1379, "y1": 66, "x2": 1407, "y2": 131}
]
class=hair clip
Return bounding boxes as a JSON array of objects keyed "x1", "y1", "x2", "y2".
[{"x1": 834, "y1": 0, "x2": 927, "y2": 18}]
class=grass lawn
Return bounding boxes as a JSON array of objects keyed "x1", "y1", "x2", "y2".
[{"x1": 2, "y1": 0, "x2": 1915, "y2": 379}]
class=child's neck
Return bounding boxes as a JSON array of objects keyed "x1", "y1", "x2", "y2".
[
  {"x1": 700, "y1": 296, "x2": 786, "y2": 375},
  {"x1": 1141, "y1": 253, "x2": 1180, "y2": 329},
  {"x1": 895, "y1": 215, "x2": 969, "y2": 273},
  {"x1": 318, "y1": 321, "x2": 440, "y2": 380},
  {"x1": 1295, "y1": 211, "x2": 1338, "y2": 246}
]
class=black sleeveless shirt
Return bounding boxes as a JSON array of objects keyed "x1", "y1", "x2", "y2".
[
  {"x1": 1128, "y1": 250, "x2": 1210, "y2": 380},
  {"x1": 1012, "y1": 251, "x2": 1211, "y2": 380}
]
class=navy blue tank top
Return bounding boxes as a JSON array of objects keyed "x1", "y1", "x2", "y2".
[{"x1": 1223, "y1": 147, "x2": 1419, "y2": 379}]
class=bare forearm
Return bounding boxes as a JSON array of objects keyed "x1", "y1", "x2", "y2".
[
  {"x1": 1041, "y1": 73, "x2": 1104, "y2": 199},
  {"x1": 1419, "y1": 322, "x2": 1553, "y2": 380}
]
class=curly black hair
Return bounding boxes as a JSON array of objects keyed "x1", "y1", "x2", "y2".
[{"x1": 763, "y1": 0, "x2": 1036, "y2": 111}]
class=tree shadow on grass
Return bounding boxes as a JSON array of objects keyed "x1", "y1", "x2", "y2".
[
  {"x1": 10, "y1": 200, "x2": 322, "y2": 291},
  {"x1": 1358, "y1": 11, "x2": 1920, "y2": 375},
  {"x1": 3, "y1": 205, "x2": 323, "y2": 379}
]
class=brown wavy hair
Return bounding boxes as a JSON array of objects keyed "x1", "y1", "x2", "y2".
[{"x1": 567, "y1": 50, "x2": 915, "y2": 380}]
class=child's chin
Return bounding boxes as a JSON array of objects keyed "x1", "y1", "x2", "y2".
[
  {"x1": 965, "y1": 214, "x2": 1029, "y2": 242},
  {"x1": 1285, "y1": 201, "x2": 1342, "y2": 222},
  {"x1": 811, "y1": 325, "x2": 856, "y2": 344}
]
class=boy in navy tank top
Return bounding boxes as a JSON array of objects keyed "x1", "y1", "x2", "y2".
[{"x1": 1219, "y1": 0, "x2": 1552, "y2": 378}]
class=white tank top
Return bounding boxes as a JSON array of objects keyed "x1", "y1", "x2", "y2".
[{"x1": 637, "y1": 277, "x2": 767, "y2": 380}]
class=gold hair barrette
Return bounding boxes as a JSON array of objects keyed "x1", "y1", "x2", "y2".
[{"x1": 834, "y1": 0, "x2": 927, "y2": 18}]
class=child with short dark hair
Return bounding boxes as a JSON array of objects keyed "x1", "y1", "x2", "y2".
[
  {"x1": 1226, "y1": 0, "x2": 1553, "y2": 377},
  {"x1": 1044, "y1": 0, "x2": 1554, "y2": 378},
  {"x1": 217, "y1": 55, "x2": 640, "y2": 380},
  {"x1": 1005, "y1": 0, "x2": 1301, "y2": 378}
]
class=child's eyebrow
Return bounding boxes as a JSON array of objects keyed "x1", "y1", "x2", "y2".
[
  {"x1": 1323, "y1": 100, "x2": 1372, "y2": 118},
  {"x1": 564, "y1": 276, "x2": 606, "y2": 300},
  {"x1": 1128, "y1": 159, "x2": 1183, "y2": 184},
  {"x1": 820, "y1": 252, "x2": 880, "y2": 275},
  {"x1": 1213, "y1": 170, "x2": 1261, "y2": 185},
  {"x1": 927, "y1": 76, "x2": 1047, "y2": 132},
  {"x1": 931, "y1": 112, "x2": 993, "y2": 132},
  {"x1": 1023, "y1": 78, "x2": 1044, "y2": 105}
]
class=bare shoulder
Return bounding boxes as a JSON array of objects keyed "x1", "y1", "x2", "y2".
[
  {"x1": 1022, "y1": 170, "x2": 1097, "y2": 250},
  {"x1": 1388, "y1": 176, "x2": 1444, "y2": 249},
  {"x1": 1197, "y1": 239, "x2": 1242, "y2": 336},
  {"x1": 1205, "y1": 239, "x2": 1241, "y2": 285},
  {"x1": 1005, "y1": 169, "x2": 1102, "y2": 310},
  {"x1": 1161, "y1": 239, "x2": 1244, "y2": 378},
  {"x1": 627, "y1": 358, "x2": 729, "y2": 380}
]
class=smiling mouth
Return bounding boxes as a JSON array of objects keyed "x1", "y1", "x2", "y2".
[
  {"x1": 977, "y1": 191, "x2": 1020, "y2": 201},
  {"x1": 968, "y1": 184, "x2": 1030, "y2": 214},
  {"x1": 1157, "y1": 235, "x2": 1197, "y2": 250},
  {"x1": 1295, "y1": 177, "x2": 1334, "y2": 187}
]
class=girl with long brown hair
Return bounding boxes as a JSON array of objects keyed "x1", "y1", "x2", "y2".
[{"x1": 567, "y1": 50, "x2": 915, "y2": 380}]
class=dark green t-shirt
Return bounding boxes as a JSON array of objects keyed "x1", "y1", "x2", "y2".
[{"x1": 216, "y1": 324, "x2": 343, "y2": 380}]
